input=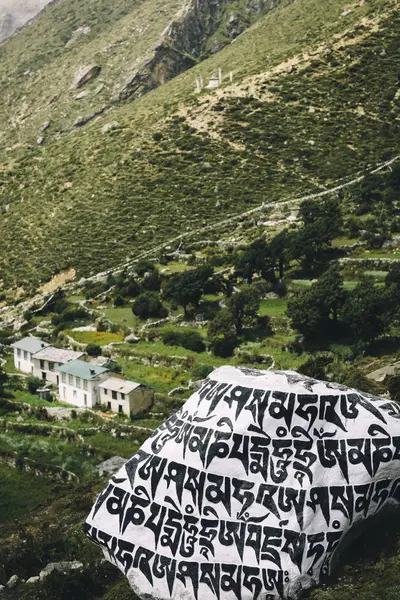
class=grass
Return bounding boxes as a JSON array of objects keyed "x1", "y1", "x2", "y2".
[
  {"x1": 0, "y1": 465, "x2": 56, "y2": 522},
  {"x1": 10, "y1": 390, "x2": 73, "y2": 408},
  {"x1": 259, "y1": 297, "x2": 287, "y2": 317},
  {"x1": 63, "y1": 330, "x2": 124, "y2": 346},
  {"x1": 103, "y1": 306, "x2": 138, "y2": 328}
]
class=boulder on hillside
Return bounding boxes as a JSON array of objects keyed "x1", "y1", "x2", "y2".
[
  {"x1": 85, "y1": 366, "x2": 400, "y2": 599},
  {"x1": 97, "y1": 456, "x2": 126, "y2": 477},
  {"x1": 39, "y1": 561, "x2": 83, "y2": 580},
  {"x1": 74, "y1": 65, "x2": 101, "y2": 88}
]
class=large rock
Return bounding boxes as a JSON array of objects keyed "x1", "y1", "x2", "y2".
[
  {"x1": 74, "y1": 65, "x2": 101, "y2": 88},
  {"x1": 39, "y1": 561, "x2": 83, "y2": 580},
  {"x1": 85, "y1": 366, "x2": 400, "y2": 599}
]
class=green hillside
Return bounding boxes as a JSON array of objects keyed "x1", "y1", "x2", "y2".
[{"x1": 0, "y1": 0, "x2": 399, "y2": 295}]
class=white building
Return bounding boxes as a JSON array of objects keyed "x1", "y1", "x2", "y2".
[
  {"x1": 32, "y1": 346, "x2": 85, "y2": 385},
  {"x1": 98, "y1": 377, "x2": 154, "y2": 416},
  {"x1": 57, "y1": 359, "x2": 109, "y2": 408},
  {"x1": 11, "y1": 336, "x2": 50, "y2": 374}
]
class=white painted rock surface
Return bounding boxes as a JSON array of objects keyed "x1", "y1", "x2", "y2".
[{"x1": 85, "y1": 366, "x2": 400, "y2": 599}]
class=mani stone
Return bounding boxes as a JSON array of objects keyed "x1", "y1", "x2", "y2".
[{"x1": 85, "y1": 366, "x2": 400, "y2": 600}]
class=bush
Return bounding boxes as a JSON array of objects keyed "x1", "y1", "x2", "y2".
[
  {"x1": 86, "y1": 344, "x2": 102, "y2": 357},
  {"x1": 27, "y1": 376, "x2": 43, "y2": 395},
  {"x1": 191, "y1": 364, "x2": 214, "y2": 380},
  {"x1": 162, "y1": 329, "x2": 206, "y2": 353},
  {"x1": 387, "y1": 375, "x2": 400, "y2": 402}
]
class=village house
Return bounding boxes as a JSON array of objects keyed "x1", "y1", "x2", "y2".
[
  {"x1": 98, "y1": 377, "x2": 153, "y2": 416},
  {"x1": 11, "y1": 336, "x2": 50, "y2": 374},
  {"x1": 32, "y1": 346, "x2": 85, "y2": 385},
  {"x1": 57, "y1": 359, "x2": 109, "y2": 408}
]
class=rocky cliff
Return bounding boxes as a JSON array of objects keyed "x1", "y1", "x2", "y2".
[
  {"x1": 117, "y1": 0, "x2": 278, "y2": 100},
  {"x1": 0, "y1": 0, "x2": 52, "y2": 43}
]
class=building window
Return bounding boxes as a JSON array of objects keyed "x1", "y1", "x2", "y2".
[
  {"x1": 84, "y1": 394, "x2": 87, "y2": 406},
  {"x1": 62, "y1": 373, "x2": 66, "y2": 383},
  {"x1": 112, "y1": 391, "x2": 117, "y2": 400},
  {"x1": 104, "y1": 388, "x2": 108, "y2": 395},
  {"x1": 24, "y1": 351, "x2": 28, "y2": 360},
  {"x1": 42, "y1": 372, "x2": 46, "y2": 381},
  {"x1": 17, "y1": 348, "x2": 21, "y2": 358},
  {"x1": 83, "y1": 380, "x2": 88, "y2": 391},
  {"x1": 40, "y1": 360, "x2": 45, "y2": 370},
  {"x1": 120, "y1": 393, "x2": 125, "y2": 400},
  {"x1": 107, "y1": 401, "x2": 111, "y2": 410},
  {"x1": 118, "y1": 405, "x2": 123, "y2": 414},
  {"x1": 76, "y1": 377, "x2": 81, "y2": 389},
  {"x1": 68, "y1": 375, "x2": 73, "y2": 385},
  {"x1": 49, "y1": 362, "x2": 54, "y2": 372},
  {"x1": 73, "y1": 390, "x2": 77, "y2": 398}
]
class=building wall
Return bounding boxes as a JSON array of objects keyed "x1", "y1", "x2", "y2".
[
  {"x1": 99, "y1": 386, "x2": 153, "y2": 416},
  {"x1": 32, "y1": 358, "x2": 60, "y2": 385},
  {"x1": 58, "y1": 372, "x2": 108, "y2": 408},
  {"x1": 13, "y1": 348, "x2": 34, "y2": 374}
]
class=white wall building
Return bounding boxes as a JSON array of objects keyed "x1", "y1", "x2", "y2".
[
  {"x1": 57, "y1": 359, "x2": 109, "y2": 408},
  {"x1": 98, "y1": 377, "x2": 154, "y2": 416},
  {"x1": 11, "y1": 336, "x2": 50, "y2": 374},
  {"x1": 32, "y1": 346, "x2": 85, "y2": 385}
]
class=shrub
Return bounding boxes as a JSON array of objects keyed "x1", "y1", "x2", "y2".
[
  {"x1": 162, "y1": 329, "x2": 206, "y2": 353},
  {"x1": 86, "y1": 343, "x2": 102, "y2": 357},
  {"x1": 27, "y1": 376, "x2": 43, "y2": 395},
  {"x1": 191, "y1": 364, "x2": 214, "y2": 380}
]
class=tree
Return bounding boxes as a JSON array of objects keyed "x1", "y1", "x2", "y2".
[
  {"x1": 269, "y1": 229, "x2": 290, "y2": 279},
  {"x1": 342, "y1": 278, "x2": 387, "y2": 343},
  {"x1": 286, "y1": 267, "x2": 346, "y2": 342},
  {"x1": 163, "y1": 265, "x2": 213, "y2": 315},
  {"x1": 226, "y1": 286, "x2": 261, "y2": 334},
  {"x1": 132, "y1": 292, "x2": 168, "y2": 319},
  {"x1": 207, "y1": 310, "x2": 238, "y2": 357},
  {"x1": 233, "y1": 239, "x2": 273, "y2": 284},
  {"x1": 289, "y1": 197, "x2": 343, "y2": 273},
  {"x1": 86, "y1": 344, "x2": 102, "y2": 357},
  {"x1": 0, "y1": 364, "x2": 8, "y2": 397},
  {"x1": 135, "y1": 260, "x2": 156, "y2": 277}
]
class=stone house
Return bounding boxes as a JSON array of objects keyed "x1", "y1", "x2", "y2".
[
  {"x1": 11, "y1": 336, "x2": 50, "y2": 374},
  {"x1": 98, "y1": 377, "x2": 153, "y2": 416},
  {"x1": 32, "y1": 346, "x2": 85, "y2": 385}
]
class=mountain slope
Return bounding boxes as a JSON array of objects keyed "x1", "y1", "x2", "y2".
[{"x1": 0, "y1": 0, "x2": 399, "y2": 294}]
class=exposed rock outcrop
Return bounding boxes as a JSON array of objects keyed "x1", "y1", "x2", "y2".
[
  {"x1": 74, "y1": 64, "x2": 101, "y2": 89},
  {"x1": 115, "y1": 0, "x2": 277, "y2": 101}
]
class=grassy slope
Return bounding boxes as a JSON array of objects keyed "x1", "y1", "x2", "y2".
[{"x1": 0, "y1": 0, "x2": 399, "y2": 294}]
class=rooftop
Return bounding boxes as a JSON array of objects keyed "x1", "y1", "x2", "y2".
[
  {"x1": 57, "y1": 359, "x2": 109, "y2": 380},
  {"x1": 11, "y1": 336, "x2": 50, "y2": 355},
  {"x1": 33, "y1": 346, "x2": 84, "y2": 364},
  {"x1": 99, "y1": 377, "x2": 142, "y2": 395}
]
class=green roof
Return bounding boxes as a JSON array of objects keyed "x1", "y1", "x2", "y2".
[
  {"x1": 11, "y1": 336, "x2": 50, "y2": 355},
  {"x1": 57, "y1": 359, "x2": 108, "y2": 380}
]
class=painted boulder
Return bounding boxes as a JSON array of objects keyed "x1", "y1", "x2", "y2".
[{"x1": 84, "y1": 366, "x2": 400, "y2": 599}]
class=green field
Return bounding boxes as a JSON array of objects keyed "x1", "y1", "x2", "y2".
[
  {"x1": 0, "y1": 465, "x2": 55, "y2": 522},
  {"x1": 63, "y1": 330, "x2": 124, "y2": 346}
]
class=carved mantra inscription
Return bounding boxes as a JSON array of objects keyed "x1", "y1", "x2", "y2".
[{"x1": 85, "y1": 366, "x2": 400, "y2": 600}]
